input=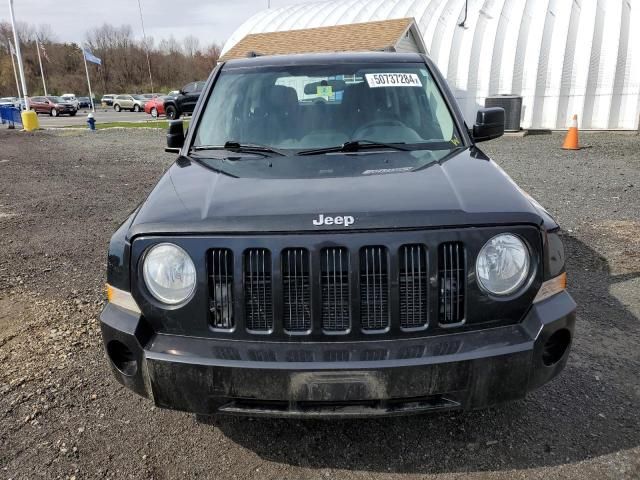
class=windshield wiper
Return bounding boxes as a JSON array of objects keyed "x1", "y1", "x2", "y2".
[
  {"x1": 297, "y1": 139, "x2": 462, "y2": 156},
  {"x1": 297, "y1": 139, "x2": 411, "y2": 156},
  {"x1": 192, "y1": 141, "x2": 288, "y2": 157}
]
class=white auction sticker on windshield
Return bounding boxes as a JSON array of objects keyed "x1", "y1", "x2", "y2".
[{"x1": 365, "y1": 73, "x2": 422, "y2": 88}]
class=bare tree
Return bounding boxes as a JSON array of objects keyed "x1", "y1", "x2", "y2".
[
  {"x1": 0, "y1": 21, "x2": 221, "y2": 97},
  {"x1": 183, "y1": 35, "x2": 200, "y2": 58},
  {"x1": 35, "y1": 24, "x2": 55, "y2": 43}
]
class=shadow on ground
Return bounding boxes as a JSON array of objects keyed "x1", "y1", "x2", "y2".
[{"x1": 213, "y1": 235, "x2": 640, "y2": 474}]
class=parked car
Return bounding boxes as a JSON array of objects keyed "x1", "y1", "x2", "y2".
[
  {"x1": 101, "y1": 94, "x2": 116, "y2": 106},
  {"x1": 101, "y1": 52, "x2": 576, "y2": 419},
  {"x1": 0, "y1": 97, "x2": 22, "y2": 110},
  {"x1": 144, "y1": 96, "x2": 168, "y2": 117},
  {"x1": 77, "y1": 97, "x2": 92, "y2": 109},
  {"x1": 30, "y1": 96, "x2": 77, "y2": 116},
  {"x1": 61, "y1": 94, "x2": 79, "y2": 110},
  {"x1": 163, "y1": 81, "x2": 206, "y2": 119},
  {"x1": 113, "y1": 94, "x2": 146, "y2": 112}
]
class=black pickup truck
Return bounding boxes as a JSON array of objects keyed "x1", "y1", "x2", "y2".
[
  {"x1": 101, "y1": 52, "x2": 575, "y2": 419},
  {"x1": 163, "y1": 81, "x2": 206, "y2": 119}
]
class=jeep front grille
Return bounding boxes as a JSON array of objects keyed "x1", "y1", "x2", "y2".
[
  {"x1": 282, "y1": 248, "x2": 311, "y2": 332},
  {"x1": 321, "y1": 247, "x2": 350, "y2": 332},
  {"x1": 209, "y1": 249, "x2": 234, "y2": 329},
  {"x1": 399, "y1": 244, "x2": 428, "y2": 329},
  {"x1": 360, "y1": 246, "x2": 389, "y2": 330},
  {"x1": 438, "y1": 242, "x2": 465, "y2": 325},
  {"x1": 204, "y1": 237, "x2": 483, "y2": 337},
  {"x1": 244, "y1": 248, "x2": 273, "y2": 331}
]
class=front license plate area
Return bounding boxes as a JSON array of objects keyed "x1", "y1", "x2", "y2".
[{"x1": 289, "y1": 371, "x2": 387, "y2": 402}]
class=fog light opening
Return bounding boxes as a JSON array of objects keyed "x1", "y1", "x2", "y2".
[
  {"x1": 107, "y1": 340, "x2": 138, "y2": 376},
  {"x1": 542, "y1": 329, "x2": 571, "y2": 366}
]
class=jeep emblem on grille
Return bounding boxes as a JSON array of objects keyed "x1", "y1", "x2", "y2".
[{"x1": 312, "y1": 214, "x2": 355, "y2": 227}]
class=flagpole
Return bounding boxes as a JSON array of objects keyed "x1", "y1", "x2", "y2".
[
  {"x1": 82, "y1": 47, "x2": 95, "y2": 112},
  {"x1": 35, "y1": 36, "x2": 48, "y2": 96},
  {"x1": 8, "y1": 40, "x2": 22, "y2": 98},
  {"x1": 8, "y1": 0, "x2": 29, "y2": 109},
  {"x1": 137, "y1": 0, "x2": 154, "y2": 94}
]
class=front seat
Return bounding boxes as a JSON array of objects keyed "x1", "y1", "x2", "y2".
[{"x1": 267, "y1": 85, "x2": 300, "y2": 143}]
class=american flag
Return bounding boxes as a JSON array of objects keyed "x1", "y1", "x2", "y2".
[{"x1": 40, "y1": 42, "x2": 50, "y2": 62}]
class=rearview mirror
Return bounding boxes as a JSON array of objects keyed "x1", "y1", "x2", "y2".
[
  {"x1": 166, "y1": 120, "x2": 184, "y2": 153},
  {"x1": 303, "y1": 79, "x2": 347, "y2": 95},
  {"x1": 472, "y1": 107, "x2": 505, "y2": 142}
]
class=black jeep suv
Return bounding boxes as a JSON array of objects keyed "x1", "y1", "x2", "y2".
[
  {"x1": 163, "y1": 81, "x2": 205, "y2": 119},
  {"x1": 101, "y1": 52, "x2": 575, "y2": 418}
]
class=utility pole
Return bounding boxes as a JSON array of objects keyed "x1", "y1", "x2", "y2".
[
  {"x1": 137, "y1": 0, "x2": 154, "y2": 94},
  {"x1": 8, "y1": 0, "x2": 29, "y2": 109}
]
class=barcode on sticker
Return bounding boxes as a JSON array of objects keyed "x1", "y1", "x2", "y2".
[{"x1": 365, "y1": 73, "x2": 422, "y2": 88}]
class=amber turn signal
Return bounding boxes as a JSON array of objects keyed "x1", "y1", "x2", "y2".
[
  {"x1": 533, "y1": 273, "x2": 567, "y2": 303},
  {"x1": 106, "y1": 284, "x2": 141, "y2": 314}
]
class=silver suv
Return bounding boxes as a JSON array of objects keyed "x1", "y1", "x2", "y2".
[{"x1": 113, "y1": 94, "x2": 146, "y2": 112}]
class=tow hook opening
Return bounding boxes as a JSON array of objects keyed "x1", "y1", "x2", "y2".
[
  {"x1": 542, "y1": 329, "x2": 571, "y2": 366},
  {"x1": 107, "y1": 340, "x2": 138, "y2": 376}
]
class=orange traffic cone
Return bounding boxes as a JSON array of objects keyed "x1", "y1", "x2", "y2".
[{"x1": 562, "y1": 114, "x2": 581, "y2": 150}]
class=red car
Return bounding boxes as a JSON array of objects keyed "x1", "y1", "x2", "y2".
[
  {"x1": 144, "y1": 96, "x2": 168, "y2": 117},
  {"x1": 30, "y1": 96, "x2": 77, "y2": 116}
]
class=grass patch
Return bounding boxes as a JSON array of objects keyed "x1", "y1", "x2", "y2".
[{"x1": 62, "y1": 120, "x2": 189, "y2": 130}]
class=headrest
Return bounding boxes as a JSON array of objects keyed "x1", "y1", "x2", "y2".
[{"x1": 267, "y1": 85, "x2": 298, "y2": 107}]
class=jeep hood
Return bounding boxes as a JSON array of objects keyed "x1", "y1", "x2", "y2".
[{"x1": 128, "y1": 148, "x2": 555, "y2": 237}]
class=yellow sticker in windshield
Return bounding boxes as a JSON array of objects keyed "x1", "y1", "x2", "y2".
[{"x1": 316, "y1": 85, "x2": 333, "y2": 97}]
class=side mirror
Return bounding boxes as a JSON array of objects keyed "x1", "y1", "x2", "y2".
[
  {"x1": 472, "y1": 107, "x2": 505, "y2": 142},
  {"x1": 166, "y1": 120, "x2": 184, "y2": 153}
]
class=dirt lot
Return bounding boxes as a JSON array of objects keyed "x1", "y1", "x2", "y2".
[{"x1": 1, "y1": 128, "x2": 639, "y2": 480}]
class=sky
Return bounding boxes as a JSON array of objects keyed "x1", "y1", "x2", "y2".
[{"x1": 0, "y1": 0, "x2": 318, "y2": 49}]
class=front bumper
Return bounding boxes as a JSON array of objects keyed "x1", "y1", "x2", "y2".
[{"x1": 100, "y1": 291, "x2": 575, "y2": 418}]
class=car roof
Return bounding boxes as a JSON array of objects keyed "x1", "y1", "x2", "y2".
[{"x1": 223, "y1": 51, "x2": 425, "y2": 69}]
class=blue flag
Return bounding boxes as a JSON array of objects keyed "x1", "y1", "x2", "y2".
[{"x1": 83, "y1": 48, "x2": 102, "y2": 65}]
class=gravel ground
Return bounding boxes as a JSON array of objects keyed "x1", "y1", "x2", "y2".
[{"x1": 0, "y1": 128, "x2": 638, "y2": 480}]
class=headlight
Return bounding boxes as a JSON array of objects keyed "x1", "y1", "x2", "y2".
[
  {"x1": 143, "y1": 243, "x2": 196, "y2": 304},
  {"x1": 476, "y1": 234, "x2": 530, "y2": 296}
]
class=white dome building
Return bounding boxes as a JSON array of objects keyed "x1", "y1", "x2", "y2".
[{"x1": 222, "y1": 0, "x2": 640, "y2": 130}]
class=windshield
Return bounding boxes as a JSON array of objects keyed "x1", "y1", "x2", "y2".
[
  {"x1": 47, "y1": 96, "x2": 63, "y2": 103},
  {"x1": 194, "y1": 62, "x2": 461, "y2": 151}
]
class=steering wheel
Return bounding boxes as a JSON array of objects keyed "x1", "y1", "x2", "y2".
[{"x1": 352, "y1": 119, "x2": 407, "y2": 138}]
